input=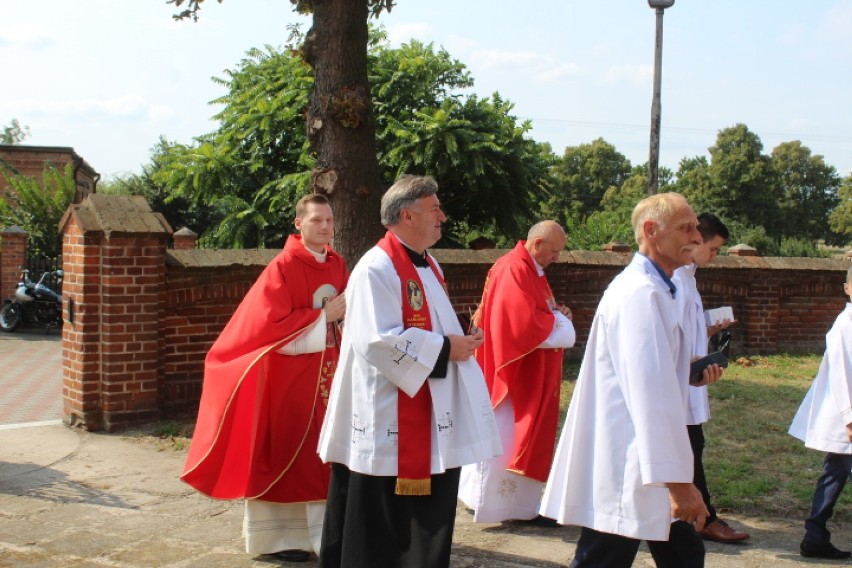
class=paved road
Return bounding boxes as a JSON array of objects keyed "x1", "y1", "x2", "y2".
[
  {"x1": 1, "y1": 331, "x2": 848, "y2": 566},
  {"x1": 0, "y1": 328, "x2": 62, "y2": 428}
]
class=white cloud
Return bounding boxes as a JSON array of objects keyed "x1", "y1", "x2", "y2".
[
  {"x1": 445, "y1": 34, "x2": 477, "y2": 52},
  {"x1": 603, "y1": 64, "x2": 652, "y2": 86},
  {"x1": 0, "y1": 96, "x2": 175, "y2": 122},
  {"x1": 534, "y1": 63, "x2": 584, "y2": 84},
  {"x1": 469, "y1": 48, "x2": 540, "y2": 71},
  {"x1": 0, "y1": 25, "x2": 54, "y2": 49},
  {"x1": 387, "y1": 23, "x2": 433, "y2": 45},
  {"x1": 817, "y1": 3, "x2": 852, "y2": 50},
  {"x1": 785, "y1": 118, "x2": 818, "y2": 133},
  {"x1": 149, "y1": 105, "x2": 178, "y2": 123}
]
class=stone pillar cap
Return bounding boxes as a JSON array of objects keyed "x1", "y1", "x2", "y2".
[{"x1": 728, "y1": 243, "x2": 758, "y2": 257}]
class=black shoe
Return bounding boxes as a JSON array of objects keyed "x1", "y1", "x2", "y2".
[
  {"x1": 518, "y1": 514, "x2": 559, "y2": 527},
  {"x1": 274, "y1": 549, "x2": 312, "y2": 563},
  {"x1": 800, "y1": 540, "x2": 851, "y2": 559}
]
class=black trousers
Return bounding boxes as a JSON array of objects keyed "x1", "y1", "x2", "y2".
[
  {"x1": 570, "y1": 522, "x2": 705, "y2": 568},
  {"x1": 803, "y1": 452, "x2": 852, "y2": 546},
  {"x1": 687, "y1": 423, "x2": 718, "y2": 524},
  {"x1": 318, "y1": 463, "x2": 460, "y2": 568}
]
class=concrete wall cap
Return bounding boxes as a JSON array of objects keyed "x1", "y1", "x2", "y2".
[
  {"x1": 173, "y1": 227, "x2": 198, "y2": 237},
  {"x1": 0, "y1": 225, "x2": 27, "y2": 234}
]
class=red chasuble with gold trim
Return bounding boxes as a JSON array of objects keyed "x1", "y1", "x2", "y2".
[
  {"x1": 475, "y1": 241, "x2": 564, "y2": 482},
  {"x1": 181, "y1": 235, "x2": 348, "y2": 501}
]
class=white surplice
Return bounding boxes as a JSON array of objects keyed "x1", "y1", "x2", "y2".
[
  {"x1": 540, "y1": 254, "x2": 694, "y2": 541},
  {"x1": 318, "y1": 244, "x2": 502, "y2": 475},
  {"x1": 458, "y1": 399, "x2": 546, "y2": 522},
  {"x1": 789, "y1": 303, "x2": 852, "y2": 454},
  {"x1": 459, "y1": 300, "x2": 575, "y2": 523},
  {"x1": 673, "y1": 263, "x2": 711, "y2": 425}
]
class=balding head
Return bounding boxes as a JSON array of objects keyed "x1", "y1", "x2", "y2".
[{"x1": 525, "y1": 220, "x2": 567, "y2": 268}]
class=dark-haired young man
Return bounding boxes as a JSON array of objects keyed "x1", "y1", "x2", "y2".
[
  {"x1": 182, "y1": 193, "x2": 348, "y2": 562},
  {"x1": 673, "y1": 212, "x2": 749, "y2": 544}
]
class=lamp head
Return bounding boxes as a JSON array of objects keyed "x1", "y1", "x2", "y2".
[{"x1": 648, "y1": 0, "x2": 675, "y2": 8}]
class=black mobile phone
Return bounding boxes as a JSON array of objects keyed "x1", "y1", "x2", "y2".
[{"x1": 689, "y1": 351, "x2": 728, "y2": 384}]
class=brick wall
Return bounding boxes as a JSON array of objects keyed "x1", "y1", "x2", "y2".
[
  {"x1": 59, "y1": 194, "x2": 172, "y2": 431},
  {"x1": 55, "y1": 194, "x2": 851, "y2": 431},
  {"x1": 161, "y1": 249, "x2": 277, "y2": 415},
  {"x1": 0, "y1": 226, "x2": 27, "y2": 301},
  {"x1": 0, "y1": 144, "x2": 98, "y2": 205}
]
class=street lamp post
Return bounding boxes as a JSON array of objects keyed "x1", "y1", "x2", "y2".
[{"x1": 647, "y1": 0, "x2": 674, "y2": 195}]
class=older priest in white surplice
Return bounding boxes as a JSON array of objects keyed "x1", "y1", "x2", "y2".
[{"x1": 318, "y1": 175, "x2": 501, "y2": 568}]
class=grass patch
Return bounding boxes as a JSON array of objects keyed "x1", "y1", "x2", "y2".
[
  {"x1": 151, "y1": 420, "x2": 188, "y2": 438},
  {"x1": 129, "y1": 417, "x2": 195, "y2": 451},
  {"x1": 559, "y1": 354, "x2": 842, "y2": 520}
]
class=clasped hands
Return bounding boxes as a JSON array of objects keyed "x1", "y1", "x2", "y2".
[
  {"x1": 323, "y1": 294, "x2": 346, "y2": 323},
  {"x1": 448, "y1": 328, "x2": 483, "y2": 361}
]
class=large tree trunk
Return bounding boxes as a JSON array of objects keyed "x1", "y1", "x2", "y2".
[{"x1": 304, "y1": 0, "x2": 385, "y2": 268}]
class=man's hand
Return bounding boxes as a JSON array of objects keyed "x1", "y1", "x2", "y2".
[
  {"x1": 323, "y1": 294, "x2": 346, "y2": 323},
  {"x1": 707, "y1": 318, "x2": 735, "y2": 337},
  {"x1": 846, "y1": 422, "x2": 852, "y2": 443},
  {"x1": 667, "y1": 482, "x2": 710, "y2": 532},
  {"x1": 691, "y1": 363, "x2": 723, "y2": 387},
  {"x1": 556, "y1": 303, "x2": 573, "y2": 320},
  {"x1": 448, "y1": 330, "x2": 484, "y2": 361}
]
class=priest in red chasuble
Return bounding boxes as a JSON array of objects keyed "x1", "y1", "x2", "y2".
[
  {"x1": 181, "y1": 193, "x2": 348, "y2": 563},
  {"x1": 459, "y1": 220, "x2": 575, "y2": 525}
]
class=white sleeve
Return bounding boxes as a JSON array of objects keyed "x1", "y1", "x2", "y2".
[
  {"x1": 538, "y1": 311, "x2": 576, "y2": 349},
  {"x1": 276, "y1": 311, "x2": 327, "y2": 355}
]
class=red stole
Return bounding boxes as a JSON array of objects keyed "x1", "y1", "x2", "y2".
[{"x1": 377, "y1": 231, "x2": 445, "y2": 496}]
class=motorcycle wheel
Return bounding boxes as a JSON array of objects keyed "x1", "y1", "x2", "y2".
[{"x1": 0, "y1": 302, "x2": 23, "y2": 332}]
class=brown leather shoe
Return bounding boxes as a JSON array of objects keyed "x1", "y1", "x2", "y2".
[{"x1": 699, "y1": 519, "x2": 750, "y2": 543}]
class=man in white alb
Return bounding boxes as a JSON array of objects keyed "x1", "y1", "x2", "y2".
[{"x1": 540, "y1": 192, "x2": 722, "y2": 567}]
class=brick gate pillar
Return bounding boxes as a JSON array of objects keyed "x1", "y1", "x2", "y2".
[
  {"x1": 0, "y1": 226, "x2": 27, "y2": 301},
  {"x1": 59, "y1": 195, "x2": 172, "y2": 431}
]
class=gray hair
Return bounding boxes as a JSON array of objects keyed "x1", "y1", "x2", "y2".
[
  {"x1": 631, "y1": 192, "x2": 688, "y2": 245},
  {"x1": 380, "y1": 175, "x2": 439, "y2": 226}
]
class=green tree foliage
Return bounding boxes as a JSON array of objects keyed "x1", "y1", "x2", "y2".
[
  {"x1": 566, "y1": 171, "x2": 646, "y2": 251},
  {"x1": 169, "y1": 0, "x2": 395, "y2": 264},
  {"x1": 705, "y1": 124, "x2": 781, "y2": 239},
  {"x1": 99, "y1": 146, "x2": 220, "y2": 244},
  {"x1": 779, "y1": 236, "x2": 830, "y2": 258},
  {"x1": 771, "y1": 141, "x2": 841, "y2": 244},
  {"x1": 1, "y1": 119, "x2": 30, "y2": 145},
  {"x1": 545, "y1": 138, "x2": 632, "y2": 228},
  {"x1": 0, "y1": 163, "x2": 75, "y2": 257},
  {"x1": 672, "y1": 125, "x2": 845, "y2": 254},
  {"x1": 829, "y1": 175, "x2": 852, "y2": 244},
  {"x1": 150, "y1": 37, "x2": 550, "y2": 248},
  {"x1": 151, "y1": 46, "x2": 313, "y2": 247}
]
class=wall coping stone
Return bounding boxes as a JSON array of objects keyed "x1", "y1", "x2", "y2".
[
  {"x1": 174, "y1": 227, "x2": 198, "y2": 237},
  {"x1": 431, "y1": 248, "x2": 848, "y2": 273},
  {"x1": 167, "y1": 248, "x2": 279, "y2": 269},
  {"x1": 165, "y1": 247, "x2": 850, "y2": 273},
  {"x1": 59, "y1": 194, "x2": 172, "y2": 237}
]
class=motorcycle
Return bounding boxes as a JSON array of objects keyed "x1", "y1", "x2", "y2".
[{"x1": 0, "y1": 268, "x2": 64, "y2": 332}]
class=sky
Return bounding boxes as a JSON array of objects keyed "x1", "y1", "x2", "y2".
[{"x1": 3, "y1": 0, "x2": 852, "y2": 181}]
